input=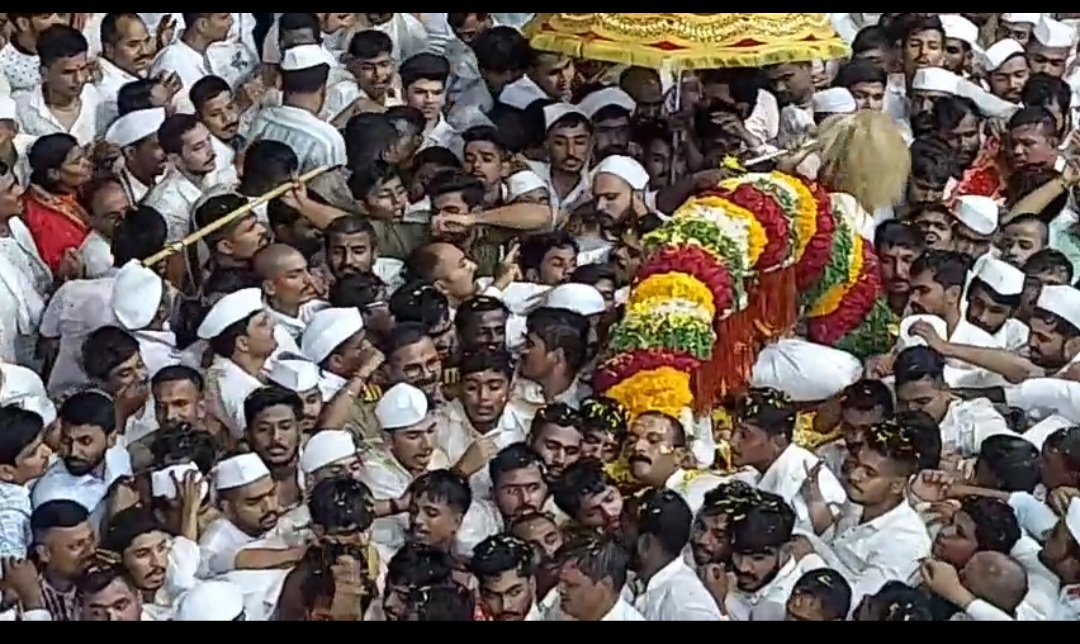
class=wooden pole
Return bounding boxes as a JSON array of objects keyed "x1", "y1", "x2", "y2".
[{"x1": 142, "y1": 165, "x2": 334, "y2": 268}]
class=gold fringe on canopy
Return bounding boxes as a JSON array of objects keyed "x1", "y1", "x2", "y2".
[{"x1": 524, "y1": 13, "x2": 849, "y2": 71}]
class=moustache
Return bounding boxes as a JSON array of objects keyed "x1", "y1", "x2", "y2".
[
  {"x1": 628, "y1": 454, "x2": 652, "y2": 465},
  {"x1": 223, "y1": 121, "x2": 239, "y2": 131}
]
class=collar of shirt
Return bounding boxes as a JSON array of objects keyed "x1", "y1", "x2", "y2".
[
  {"x1": 425, "y1": 114, "x2": 455, "y2": 145},
  {"x1": 31, "y1": 444, "x2": 133, "y2": 513},
  {"x1": 642, "y1": 557, "x2": 690, "y2": 597},
  {"x1": 729, "y1": 555, "x2": 799, "y2": 607},
  {"x1": 119, "y1": 166, "x2": 154, "y2": 203},
  {"x1": 158, "y1": 166, "x2": 208, "y2": 204},
  {"x1": 600, "y1": 596, "x2": 644, "y2": 621},
  {"x1": 22, "y1": 83, "x2": 102, "y2": 143},
  {"x1": 528, "y1": 160, "x2": 590, "y2": 212},
  {"x1": 317, "y1": 369, "x2": 348, "y2": 403},
  {"x1": 97, "y1": 57, "x2": 141, "y2": 84},
  {"x1": 512, "y1": 375, "x2": 588, "y2": 408},
  {"x1": 836, "y1": 496, "x2": 921, "y2": 538}
]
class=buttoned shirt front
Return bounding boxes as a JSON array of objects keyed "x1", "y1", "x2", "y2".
[{"x1": 16, "y1": 83, "x2": 103, "y2": 145}]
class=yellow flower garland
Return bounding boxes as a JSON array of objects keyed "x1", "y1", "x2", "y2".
[
  {"x1": 630, "y1": 274, "x2": 717, "y2": 318},
  {"x1": 772, "y1": 173, "x2": 819, "y2": 263},
  {"x1": 605, "y1": 367, "x2": 693, "y2": 420},
  {"x1": 808, "y1": 232, "x2": 866, "y2": 318}
]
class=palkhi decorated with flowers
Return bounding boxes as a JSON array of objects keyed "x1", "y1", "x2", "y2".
[{"x1": 595, "y1": 170, "x2": 897, "y2": 477}]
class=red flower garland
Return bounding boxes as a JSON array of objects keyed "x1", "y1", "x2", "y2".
[
  {"x1": 795, "y1": 182, "x2": 836, "y2": 291},
  {"x1": 594, "y1": 349, "x2": 701, "y2": 394},
  {"x1": 636, "y1": 244, "x2": 735, "y2": 315},
  {"x1": 806, "y1": 245, "x2": 883, "y2": 346},
  {"x1": 951, "y1": 136, "x2": 1005, "y2": 203},
  {"x1": 707, "y1": 184, "x2": 790, "y2": 271}
]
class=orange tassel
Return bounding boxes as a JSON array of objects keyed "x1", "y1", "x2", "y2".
[{"x1": 754, "y1": 267, "x2": 798, "y2": 343}]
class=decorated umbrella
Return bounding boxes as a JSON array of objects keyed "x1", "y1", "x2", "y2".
[{"x1": 523, "y1": 13, "x2": 848, "y2": 73}]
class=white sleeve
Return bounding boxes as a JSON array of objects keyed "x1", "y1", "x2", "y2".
[
  {"x1": 20, "y1": 609, "x2": 51, "y2": 621},
  {"x1": 964, "y1": 599, "x2": 1014, "y2": 621},
  {"x1": 1008, "y1": 492, "x2": 1059, "y2": 543},
  {"x1": 1004, "y1": 379, "x2": 1080, "y2": 423}
]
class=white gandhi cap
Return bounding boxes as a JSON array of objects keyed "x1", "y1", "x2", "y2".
[
  {"x1": 545, "y1": 283, "x2": 606, "y2": 317},
  {"x1": 268, "y1": 358, "x2": 321, "y2": 393},
  {"x1": 981, "y1": 39, "x2": 1025, "y2": 72},
  {"x1": 105, "y1": 107, "x2": 166, "y2": 148},
  {"x1": 151, "y1": 463, "x2": 209, "y2": 502},
  {"x1": 1034, "y1": 17, "x2": 1078, "y2": 49},
  {"x1": 974, "y1": 257, "x2": 1026, "y2": 297},
  {"x1": 110, "y1": 260, "x2": 164, "y2": 332},
  {"x1": 1037, "y1": 285, "x2": 1080, "y2": 330},
  {"x1": 811, "y1": 88, "x2": 857, "y2": 115},
  {"x1": 174, "y1": 581, "x2": 246, "y2": 621},
  {"x1": 911, "y1": 67, "x2": 961, "y2": 95},
  {"x1": 213, "y1": 453, "x2": 271, "y2": 491},
  {"x1": 1001, "y1": 13, "x2": 1043, "y2": 26},
  {"x1": 954, "y1": 195, "x2": 1000, "y2": 236},
  {"x1": 281, "y1": 43, "x2": 335, "y2": 72},
  {"x1": 939, "y1": 14, "x2": 981, "y2": 49},
  {"x1": 898, "y1": 315, "x2": 948, "y2": 351},
  {"x1": 593, "y1": 155, "x2": 650, "y2": 191},
  {"x1": 576, "y1": 86, "x2": 636, "y2": 120},
  {"x1": 300, "y1": 430, "x2": 357, "y2": 475},
  {"x1": 506, "y1": 171, "x2": 548, "y2": 199},
  {"x1": 543, "y1": 103, "x2": 588, "y2": 131},
  {"x1": 301, "y1": 307, "x2": 364, "y2": 365},
  {"x1": 375, "y1": 383, "x2": 429, "y2": 431},
  {"x1": 197, "y1": 288, "x2": 265, "y2": 340}
]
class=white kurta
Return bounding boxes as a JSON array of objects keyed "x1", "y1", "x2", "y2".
[
  {"x1": 204, "y1": 356, "x2": 264, "y2": 439},
  {"x1": 30, "y1": 445, "x2": 133, "y2": 529},
  {"x1": 631, "y1": 557, "x2": 723, "y2": 621},
  {"x1": 39, "y1": 276, "x2": 118, "y2": 396},
  {"x1": 15, "y1": 84, "x2": 104, "y2": 145},
  {"x1": 750, "y1": 444, "x2": 847, "y2": 535},
  {"x1": 725, "y1": 554, "x2": 828, "y2": 621},
  {"x1": 436, "y1": 400, "x2": 528, "y2": 500},
  {"x1": 939, "y1": 398, "x2": 1015, "y2": 458},
  {"x1": 245, "y1": 105, "x2": 348, "y2": 174}
]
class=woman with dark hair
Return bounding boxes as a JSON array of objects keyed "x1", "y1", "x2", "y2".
[{"x1": 22, "y1": 132, "x2": 93, "y2": 274}]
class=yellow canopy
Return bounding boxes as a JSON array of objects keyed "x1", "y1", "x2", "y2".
[{"x1": 523, "y1": 13, "x2": 849, "y2": 71}]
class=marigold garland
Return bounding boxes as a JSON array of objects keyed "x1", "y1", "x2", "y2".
[
  {"x1": 597, "y1": 171, "x2": 895, "y2": 426},
  {"x1": 631, "y1": 273, "x2": 717, "y2": 318},
  {"x1": 605, "y1": 367, "x2": 694, "y2": 420}
]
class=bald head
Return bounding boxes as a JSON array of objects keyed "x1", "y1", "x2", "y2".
[
  {"x1": 253, "y1": 243, "x2": 306, "y2": 280},
  {"x1": 962, "y1": 551, "x2": 1028, "y2": 615}
]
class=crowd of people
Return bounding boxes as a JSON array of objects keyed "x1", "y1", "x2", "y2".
[{"x1": 0, "y1": 10, "x2": 1077, "y2": 622}]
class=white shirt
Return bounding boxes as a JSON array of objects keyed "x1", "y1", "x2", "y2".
[
  {"x1": 134, "y1": 329, "x2": 183, "y2": 378},
  {"x1": 422, "y1": 114, "x2": 464, "y2": 159},
  {"x1": 246, "y1": 105, "x2": 348, "y2": 173},
  {"x1": 632, "y1": 557, "x2": 723, "y2": 621},
  {"x1": 94, "y1": 57, "x2": 141, "y2": 128},
  {"x1": 78, "y1": 230, "x2": 114, "y2": 280},
  {"x1": 370, "y1": 13, "x2": 430, "y2": 63},
  {"x1": 204, "y1": 355, "x2": 264, "y2": 439},
  {"x1": 664, "y1": 469, "x2": 734, "y2": 516},
  {"x1": 31, "y1": 445, "x2": 133, "y2": 528},
  {"x1": 600, "y1": 596, "x2": 647, "y2": 622},
  {"x1": 436, "y1": 400, "x2": 528, "y2": 500},
  {"x1": 939, "y1": 398, "x2": 1015, "y2": 459},
  {"x1": 143, "y1": 167, "x2": 211, "y2": 245},
  {"x1": 0, "y1": 220, "x2": 50, "y2": 365},
  {"x1": 527, "y1": 160, "x2": 591, "y2": 213},
  {"x1": 16, "y1": 83, "x2": 104, "y2": 145},
  {"x1": 360, "y1": 448, "x2": 451, "y2": 552},
  {"x1": 750, "y1": 444, "x2": 847, "y2": 534},
  {"x1": 118, "y1": 166, "x2": 154, "y2": 205},
  {"x1": 726, "y1": 554, "x2": 828, "y2": 621},
  {"x1": 815, "y1": 500, "x2": 932, "y2": 606},
  {"x1": 0, "y1": 43, "x2": 41, "y2": 94},
  {"x1": 205, "y1": 14, "x2": 260, "y2": 90},
  {"x1": 38, "y1": 276, "x2": 118, "y2": 397},
  {"x1": 265, "y1": 299, "x2": 329, "y2": 343},
  {"x1": 777, "y1": 104, "x2": 814, "y2": 150},
  {"x1": 509, "y1": 376, "x2": 591, "y2": 421},
  {"x1": 1005, "y1": 378, "x2": 1080, "y2": 424},
  {"x1": 150, "y1": 41, "x2": 212, "y2": 113},
  {"x1": 198, "y1": 515, "x2": 262, "y2": 577}
]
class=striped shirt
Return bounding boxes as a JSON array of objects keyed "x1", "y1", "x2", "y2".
[
  {"x1": 40, "y1": 577, "x2": 80, "y2": 622},
  {"x1": 246, "y1": 105, "x2": 348, "y2": 174}
]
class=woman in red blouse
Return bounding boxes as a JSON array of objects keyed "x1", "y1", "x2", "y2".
[{"x1": 23, "y1": 133, "x2": 93, "y2": 274}]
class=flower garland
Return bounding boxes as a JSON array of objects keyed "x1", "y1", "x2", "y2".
[
  {"x1": 799, "y1": 202, "x2": 855, "y2": 313},
  {"x1": 772, "y1": 173, "x2": 818, "y2": 264},
  {"x1": 806, "y1": 242, "x2": 898, "y2": 357},
  {"x1": 636, "y1": 245, "x2": 735, "y2": 315},
  {"x1": 808, "y1": 232, "x2": 864, "y2": 318},
  {"x1": 794, "y1": 182, "x2": 836, "y2": 292},
  {"x1": 711, "y1": 182, "x2": 791, "y2": 271},
  {"x1": 605, "y1": 367, "x2": 694, "y2": 420}
]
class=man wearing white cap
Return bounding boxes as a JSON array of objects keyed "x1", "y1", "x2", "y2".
[
  {"x1": 104, "y1": 107, "x2": 168, "y2": 204},
  {"x1": 939, "y1": 14, "x2": 982, "y2": 76},
  {"x1": 810, "y1": 88, "x2": 858, "y2": 123},
  {"x1": 199, "y1": 453, "x2": 301, "y2": 578},
  {"x1": 998, "y1": 13, "x2": 1044, "y2": 46},
  {"x1": 982, "y1": 39, "x2": 1029, "y2": 103},
  {"x1": 199, "y1": 288, "x2": 279, "y2": 439},
  {"x1": 268, "y1": 358, "x2": 324, "y2": 434},
  {"x1": 577, "y1": 86, "x2": 637, "y2": 162},
  {"x1": 174, "y1": 580, "x2": 247, "y2": 621},
  {"x1": 301, "y1": 307, "x2": 369, "y2": 400},
  {"x1": 505, "y1": 170, "x2": 551, "y2": 205},
  {"x1": 362, "y1": 383, "x2": 450, "y2": 550},
  {"x1": 276, "y1": 429, "x2": 364, "y2": 544},
  {"x1": 952, "y1": 195, "x2": 1001, "y2": 265},
  {"x1": 246, "y1": 43, "x2": 347, "y2": 175},
  {"x1": 964, "y1": 257, "x2": 1031, "y2": 353},
  {"x1": 530, "y1": 105, "x2": 593, "y2": 212},
  {"x1": 1027, "y1": 16, "x2": 1077, "y2": 78},
  {"x1": 591, "y1": 155, "x2": 653, "y2": 224},
  {"x1": 110, "y1": 260, "x2": 182, "y2": 378},
  {"x1": 910, "y1": 67, "x2": 962, "y2": 129}
]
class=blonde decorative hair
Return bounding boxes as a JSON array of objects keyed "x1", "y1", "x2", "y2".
[{"x1": 816, "y1": 110, "x2": 911, "y2": 213}]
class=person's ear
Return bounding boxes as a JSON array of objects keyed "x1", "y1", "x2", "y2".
[{"x1": 0, "y1": 465, "x2": 17, "y2": 484}]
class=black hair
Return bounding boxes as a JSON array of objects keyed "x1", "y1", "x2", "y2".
[
  {"x1": 408, "y1": 469, "x2": 473, "y2": 516},
  {"x1": 1022, "y1": 73, "x2": 1072, "y2": 118},
  {"x1": 894, "y1": 346, "x2": 947, "y2": 388},
  {"x1": 524, "y1": 307, "x2": 591, "y2": 372},
  {"x1": 1008, "y1": 106, "x2": 1058, "y2": 139},
  {"x1": 36, "y1": 25, "x2": 88, "y2": 67},
  {"x1": 31, "y1": 499, "x2": 90, "y2": 544},
  {"x1": 734, "y1": 388, "x2": 798, "y2": 442},
  {"x1": 189, "y1": 75, "x2": 232, "y2": 116},
  {"x1": 458, "y1": 349, "x2": 514, "y2": 382},
  {"x1": 455, "y1": 296, "x2": 510, "y2": 336},
  {"x1": 841, "y1": 380, "x2": 895, "y2": 417},
  {"x1": 117, "y1": 79, "x2": 159, "y2": 115},
  {"x1": 399, "y1": 53, "x2": 451, "y2": 89},
  {"x1": 489, "y1": 443, "x2": 547, "y2": 489},
  {"x1": 386, "y1": 541, "x2": 454, "y2": 588},
  {"x1": 636, "y1": 488, "x2": 693, "y2": 557},
  {"x1": 790, "y1": 569, "x2": 853, "y2": 621},
  {"x1": 895, "y1": 410, "x2": 942, "y2": 471},
  {"x1": 471, "y1": 534, "x2": 536, "y2": 581},
  {"x1": 425, "y1": 169, "x2": 487, "y2": 207},
  {"x1": 347, "y1": 29, "x2": 393, "y2": 61},
  {"x1": 961, "y1": 497, "x2": 1022, "y2": 554},
  {"x1": 82, "y1": 326, "x2": 141, "y2": 383},
  {"x1": 111, "y1": 205, "x2": 167, "y2": 266},
  {"x1": 243, "y1": 386, "x2": 303, "y2": 429},
  {"x1": 308, "y1": 476, "x2": 376, "y2": 533},
  {"x1": 472, "y1": 26, "x2": 531, "y2": 75},
  {"x1": 328, "y1": 273, "x2": 385, "y2": 311},
  {"x1": 1024, "y1": 249, "x2": 1074, "y2": 282},
  {"x1": 60, "y1": 390, "x2": 117, "y2": 436},
  {"x1": 405, "y1": 582, "x2": 475, "y2": 621},
  {"x1": 552, "y1": 459, "x2": 613, "y2": 519},
  {"x1": 348, "y1": 161, "x2": 402, "y2": 201},
  {"x1": 149, "y1": 424, "x2": 218, "y2": 475},
  {"x1": 519, "y1": 231, "x2": 578, "y2": 273},
  {"x1": 102, "y1": 507, "x2": 164, "y2": 554},
  {"x1": 553, "y1": 533, "x2": 629, "y2": 592},
  {"x1": 0, "y1": 406, "x2": 46, "y2": 467},
  {"x1": 833, "y1": 59, "x2": 888, "y2": 88},
  {"x1": 910, "y1": 249, "x2": 971, "y2": 291},
  {"x1": 852, "y1": 25, "x2": 892, "y2": 54},
  {"x1": 976, "y1": 433, "x2": 1041, "y2": 494},
  {"x1": 389, "y1": 281, "x2": 450, "y2": 329},
  {"x1": 909, "y1": 136, "x2": 959, "y2": 185},
  {"x1": 728, "y1": 492, "x2": 796, "y2": 554}
]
